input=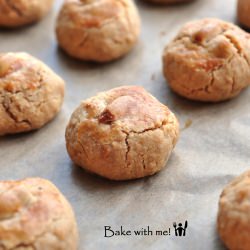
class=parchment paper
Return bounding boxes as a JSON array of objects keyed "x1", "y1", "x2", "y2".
[{"x1": 0, "y1": 0, "x2": 249, "y2": 249}]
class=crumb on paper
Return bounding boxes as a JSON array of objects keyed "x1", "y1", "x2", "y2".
[{"x1": 181, "y1": 119, "x2": 193, "y2": 131}]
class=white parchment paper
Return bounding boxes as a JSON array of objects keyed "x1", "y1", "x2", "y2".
[{"x1": 1, "y1": 0, "x2": 248, "y2": 249}]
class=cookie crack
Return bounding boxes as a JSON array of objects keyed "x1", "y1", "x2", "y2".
[
  {"x1": 121, "y1": 120, "x2": 168, "y2": 168},
  {"x1": 1, "y1": 98, "x2": 32, "y2": 127},
  {"x1": 33, "y1": 70, "x2": 47, "y2": 109},
  {"x1": 130, "y1": 120, "x2": 167, "y2": 135},
  {"x1": 122, "y1": 130, "x2": 130, "y2": 166},
  {"x1": 2, "y1": 99, "x2": 18, "y2": 122},
  {"x1": 78, "y1": 33, "x2": 89, "y2": 48},
  {"x1": 10, "y1": 243, "x2": 36, "y2": 250},
  {"x1": 77, "y1": 139, "x2": 89, "y2": 160},
  {"x1": 231, "y1": 74, "x2": 236, "y2": 93},
  {"x1": 142, "y1": 157, "x2": 146, "y2": 170},
  {"x1": 223, "y1": 33, "x2": 250, "y2": 68},
  {"x1": 4, "y1": 0, "x2": 23, "y2": 17}
]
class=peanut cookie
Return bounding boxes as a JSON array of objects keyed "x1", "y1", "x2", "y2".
[
  {"x1": 0, "y1": 178, "x2": 78, "y2": 250},
  {"x1": 163, "y1": 18, "x2": 250, "y2": 102},
  {"x1": 0, "y1": 52, "x2": 65, "y2": 136},
  {"x1": 56, "y1": 0, "x2": 140, "y2": 62},
  {"x1": 0, "y1": 0, "x2": 54, "y2": 27},
  {"x1": 66, "y1": 86, "x2": 179, "y2": 180},
  {"x1": 217, "y1": 170, "x2": 250, "y2": 250}
]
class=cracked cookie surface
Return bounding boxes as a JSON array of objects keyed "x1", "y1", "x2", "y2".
[
  {"x1": 217, "y1": 170, "x2": 250, "y2": 250},
  {"x1": 163, "y1": 18, "x2": 250, "y2": 102},
  {"x1": 66, "y1": 86, "x2": 179, "y2": 180},
  {"x1": 0, "y1": 52, "x2": 64, "y2": 136},
  {"x1": 56, "y1": 0, "x2": 140, "y2": 62},
  {"x1": 0, "y1": 0, "x2": 54, "y2": 27},
  {"x1": 0, "y1": 178, "x2": 78, "y2": 250}
]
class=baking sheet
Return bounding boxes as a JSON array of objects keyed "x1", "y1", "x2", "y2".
[{"x1": 0, "y1": 0, "x2": 249, "y2": 249}]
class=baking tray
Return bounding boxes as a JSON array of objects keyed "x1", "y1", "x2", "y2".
[{"x1": 1, "y1": 0, "x2": 249, "y2": 249}]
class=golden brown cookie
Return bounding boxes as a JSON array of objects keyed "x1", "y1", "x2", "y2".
[
  {"x1": 0, "y1": 52, "x2": 65, "y2": 136},
  {"x1": 0, "y1": 178, "x2": 78, "y2": 250},
  {"x1": 0, "y1": 0, "x2": 54, "y2": 27},
  {"x1": 66, "y1": 86, "x2": 179, "y2": 180},
  {"x1": 238, "y1": 0, "x2": 250, "y2": 28},
  {"x1": 56, "y1": 0, "x2": 141, "y2": 62},
  {"x1": 217, "y1": 170, "x2": 250, "y2": 250},
  {"x1": 163, "y1": 18, "x2": 250, "y2": 102}
]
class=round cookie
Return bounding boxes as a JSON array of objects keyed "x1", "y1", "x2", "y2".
[
  {"x1": 0, "y1": 178, "x2": 78, "y2": 250},
  {"x1": 56, "y1": 0, "x2": 140, "y2": 62},
  {"x1": 217, "y1": 170, "x2": 250, "y2": 250},
  {"x1": 66, "y1": 86, "x2": 179, "y2": 180},
  {"x1": 144, "y1": 0, "x2": 194, "y2": 4},
  {"x1": 163, "y1": 18, "x2": 250, "y2": 102},
  {"x1": 0, "y1": 52, "x2": 65, "y2": 136},
  {"x1": 0, "y1": 0, "x2": 54, "y2": 27},
  {"x1": 238, "y1": 0, "x2": 250, "y2": 28}
]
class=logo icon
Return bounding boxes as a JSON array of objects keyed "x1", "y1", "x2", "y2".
[{"x1": 173, "y1": 221, "x2": 188, "y2": 236}]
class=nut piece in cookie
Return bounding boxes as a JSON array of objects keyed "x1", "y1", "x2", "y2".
[
  {"x1": 0, "y1": 0, "x2": 54, "y2": 27},
  {"x1": 217, "y1": 170, "x2": 250, "y2": 250},
  {"x1": 238, "y1": 0, "x2": 250, "y2": 29},
  {"x1": 56, "y1": 0, "x2": 141, "y2": 62},
  {"x1": 163, "y1": 18, "x2": 250, "y2": 102},
  {"x1": 65, "y1": 86, "x2": 179, "y2": 180},
  {"x1": 0, "y1": 178, "x2": 78, "y2": 250},
  {"x1": 0, "y1": 52, "x2": 65, "y2": 136}
]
